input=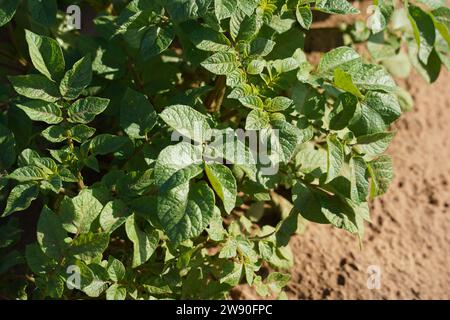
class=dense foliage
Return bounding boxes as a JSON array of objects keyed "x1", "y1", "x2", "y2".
[{"x1": 0, "y1": 0, "x2": 448, "y2": 300}]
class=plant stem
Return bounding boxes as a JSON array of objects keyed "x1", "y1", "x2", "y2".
[{"x1": 205, "y1": 75, "x2": 226, "y2": 113}]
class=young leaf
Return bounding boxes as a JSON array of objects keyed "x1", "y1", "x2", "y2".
[
  {"x1": 201, "y1": 51, "x2": 239, "y2": 75},
  {"x1": 68, "y1": 97, "x2": 109, "y2": 124},
  {"x1": 333, "y1": 68, "x2": 364, "y2": 99},
  {"x1": 2, "y1": 183, "x2": 39, "y2": 217},
  {"x1": 25, "y1": 30, "x2": 65, "y2": 81},
  {"x1": 205, "y1": 163, "x2": 237, "y2": 214},
  {"x1": 60, "y1": 55, "x2": 93, "y2": 100},
  {"x1": 16, "y1": 100, "x2": 63, "y2": 124},
  {"x1": 9, "y1": 75, "x2": 60, "y2": 102}
]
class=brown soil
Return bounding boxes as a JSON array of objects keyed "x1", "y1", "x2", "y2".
[
  {"x1": 236, "y1": 69, "x2": 450, "y2": 300},
  {"x1": 235, "y1": 0, "x2": 450, "y2": 298}
]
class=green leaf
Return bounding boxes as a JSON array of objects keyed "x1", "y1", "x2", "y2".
[
  {"x1": 27, "y1": 0, "x2": 57, "y2": 27},
  {"x1": 319, "y1": 194, "x2": 358, "y2": 233},
  {"x1": 238, "y1": 0, "x2": 258, "y2": 15},
  {"x1": 157, "y1": 181, "x2": 215, "y2": 244},
  {"x1": 333, "y1": 68, "x2": 364, "y2": 99},
  {"x1": 60, "y1": 55, "x2": 93, "y2": 100},
  {"x1": 25, "y1": 243, "x2": 56, "y2": 274},
  {"x1": 296, "y1": 5, "x2": 312, "y2": 30},
  {"x1": 0, "y1": 0, "x2": 20, "y2": 27},
  {"x1": 69, "y1": 232, "x2": 109, "y2": 261},
  {"x1": 326, "y1": 135, "x2": 344, "y2": 183},
  {"x1": 125, "y1": 214, "x2": 159, "y2": 267},
  {"x1": 317, "y1": 46, "x2": 362, "y2": 76},
  {"x1": 201, "y1": 51, "x2": 239, "y2": 75},
  {"x1": 8, "y1": 165, "x2": 47, "y2": 182},
  {"x1": 249, "y1": 38, "x2": 276, "y2": 57},
  {"x1": 187, "y1": 23, "x2": 231, "y2": 52},
  {"x1": 2, "y1": 182, "x2": 39, "y2": 217},
  {"x1": 349, "y1": 64, "x2": 397, "y2": 92},
  {"x1": 107, "y1": 256, "x2": 125, "y2": 282},
  {"x1": 329, "y1": 93, "x2": 358, "y2": 130},
  {"x1": 25, "y1": 30, "x2": 65, "y2": 81},
  {"x1": 355, "y1": 132, "x2": 395, "y2": 157},
  {"x1": 16, "y1": 100, "x2": 63, "y2": 124},
  {"x1": 245, "y1": 109, "x2": 270, "y2": 129},
  {"x1": 60, "y1": 189, "x2": 104, "y2": 234},
  {"x1": 100, "y1": 199, "x2": 130, "y2": 233},
  {"x1": 42, "y1": 124, "x2": 96, "y2": 143},
  {"x1": 408, "y1": 5, "x2": 436, "y2": 64},
  {"x1": 0, "y1": 124, "x2": 16, "y2": 169},
  {"x1": 106, "y1": 283, "x2": 127, "y2": 300},
  {"x1": 316, "y1": 0, "x2": 359, "y2": 15},
  {"x1": 68, "y1": 97, "x2": 109, "y2": 124},
  {"x1": 155, "y1": 142, "x2": 203, "y2": 187},
  {"x1": 37, "y1": 206, "x2": 67, "y2": 259},
  {"x1": 9, "y1": 74, "x2": 60, "y2": 102},
  {"x1": 350, "y1": 156, "x2": 369, "y2": 203},
  {"x1": 349, "y1": 91, "x2": 401, "y2": 136},
  {"x1": 265, "y1": 97, "x2": 293, "y2": 112},
  {"x1": 120, "y1": 88, "x2": 157, "y2": 139},
  {"x1": 89, "y1": 134, "x2": 128, "y2": 155},
  {"x1": 267, "y1": 272, "x2": 290, "y2": 294},
  {"x1": 247, "y1": 59, "x2": 266, "y2": 75},
  {"x1": 408, "y1": 42, "x2": 441, "y2": 83},
  {"x1": 240, "y1": 95, "x2": 264, "y2": 110},
  {"x1": 160, "y1": 105, "x2": 211, "y2": 143},
  {"x1": 215, "y1": 0, "x2": 237, "y2": 20},
  {"x1": 205, "y1": 163, "x2": 237, "y2": 214},
  {"x1": 367, "y1": 155, "x2": 393, "y2": 199},
  {"x1": 140, "y1": 24, "x2": 175, "y2": 59},
  {"x1": 432, "y1": 7, "x2": 450, "y2": 47},
  {"x1": 272, "y1": 120, "x2": 303, "y2": 162}
]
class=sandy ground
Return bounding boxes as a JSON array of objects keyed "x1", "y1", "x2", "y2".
[{"x1": 237, "y1": 70, "x2": 450, "y2": 300}]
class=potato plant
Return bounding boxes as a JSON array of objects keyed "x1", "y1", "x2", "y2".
[{"x1": 0, "y1": 0, "x2": 448, "y2": 300}]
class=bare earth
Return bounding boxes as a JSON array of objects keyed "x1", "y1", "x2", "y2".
[{"x1": 238, "y1": 70, "x2": 450, "y2": 300}]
